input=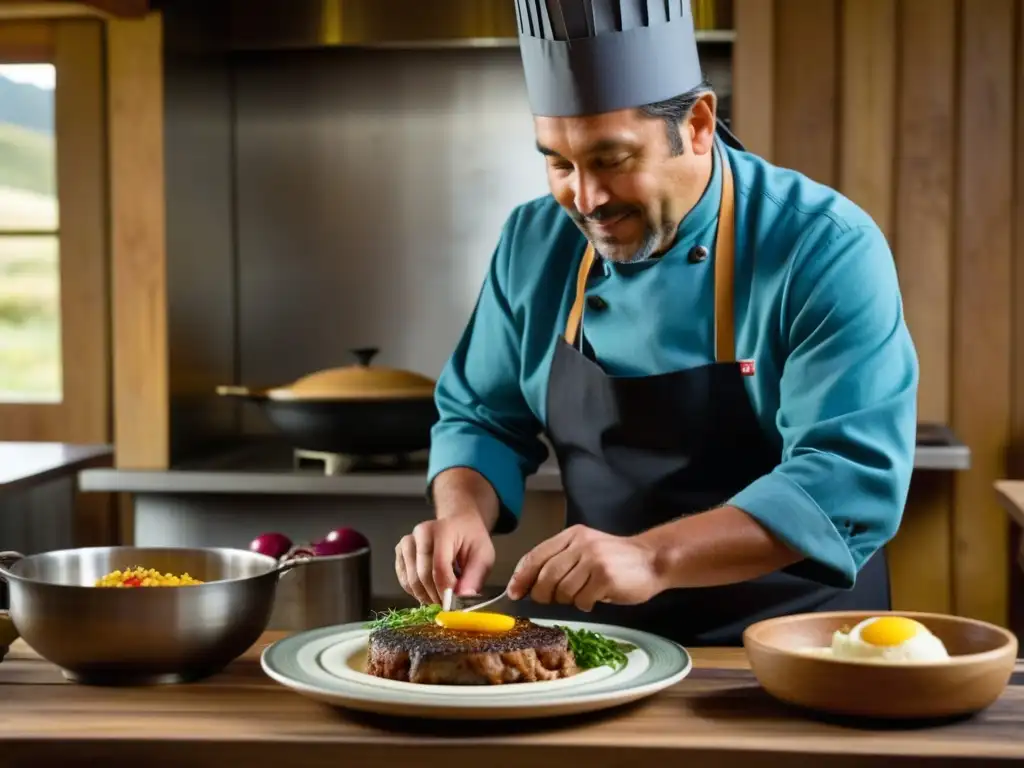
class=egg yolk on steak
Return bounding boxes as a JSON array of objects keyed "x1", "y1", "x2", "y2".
[{"x1": 435, "y1": 611, "x2": 516, "y2": 633}]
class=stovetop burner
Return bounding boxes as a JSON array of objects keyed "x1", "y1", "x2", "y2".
[{"x1": 293, "y1": 449, "x2": 428, "y2": 475}]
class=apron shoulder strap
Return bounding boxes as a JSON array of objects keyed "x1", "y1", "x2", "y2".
[
  {"x1": 563, "y1": 144, "x2": 737, "y2": 361},
  {"x1": 563, "y1": 244, "x2": 596, "y2": 345},
  {"x1": 714, "y1": 146, "x2": 737, "y2": 363}
]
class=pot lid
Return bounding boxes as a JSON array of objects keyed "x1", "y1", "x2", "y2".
[{"x1": 267, "y1": 348, "x2": 436, "y2": 401}]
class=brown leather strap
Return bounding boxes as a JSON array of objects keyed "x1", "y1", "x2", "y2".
[
  {"x1": 563, "y1": 146, "x2": 736, "y2": 360},
  {"x1": 714, "y1": 147, "x2": 736, "y2": 363},
  {"x1": 564, "y1": 243, "x2": 597, "y2": 344}
]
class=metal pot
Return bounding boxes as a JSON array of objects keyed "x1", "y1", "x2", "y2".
[
  {"x1": 216, "y1": 347, "x2": 439, "y2": 456},
  {"x1": 0, "y1": 545, "x2": 369, "y2": 685},
  {"x1": 269, "y1": 550, "x2": 371, "y2": 632}
]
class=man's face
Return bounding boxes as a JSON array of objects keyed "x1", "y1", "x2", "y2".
[{"x1": 534, "y1": 95, "x2": 716, "y2": 263}]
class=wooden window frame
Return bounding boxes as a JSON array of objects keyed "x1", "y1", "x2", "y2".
[{"x1": 0, "y1": 19, "x2": 111, "y2": 446}]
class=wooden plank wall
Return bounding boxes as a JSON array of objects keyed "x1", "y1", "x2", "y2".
[{"x1": 734, "y1": 0, "x2": 1023, "y2": 627}]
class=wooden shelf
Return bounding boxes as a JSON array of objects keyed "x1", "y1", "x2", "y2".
[{"x1": 0, "y1": 1, "x2": 148, "y2": 20}]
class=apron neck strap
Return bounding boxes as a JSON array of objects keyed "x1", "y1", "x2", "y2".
[
  {"x1": 564, "y1": 245, "x2": 597, "y2": 345},
  {"x1": 563, "y1": 144, "x2": 737, "y2": 362},
  {"x1": 713, "y1": 143, "x2": 736, "y2": 363}
]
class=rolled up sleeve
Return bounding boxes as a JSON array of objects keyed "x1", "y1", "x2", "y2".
[
  {"x1": 427, "y1": 213, "x2": 548, "y2": 534},
  {"x1": 730, "y1": 223, "x2": 919, "y2": 588}
]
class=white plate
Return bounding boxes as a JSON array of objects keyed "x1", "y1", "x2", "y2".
[{"x1": 261, "y1": 618, "x2": 692, "y2": 720}]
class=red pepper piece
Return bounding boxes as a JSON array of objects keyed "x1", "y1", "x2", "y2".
[{"x1": 123, "y1": 577, "x2": 142, "y2": 587}]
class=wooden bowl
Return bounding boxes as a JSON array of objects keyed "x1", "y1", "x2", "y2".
[{"x1": 743, "y1": 611, "x2": 1018, "y2": 719}]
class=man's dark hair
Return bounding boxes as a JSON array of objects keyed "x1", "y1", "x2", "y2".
[{"x1": 637, "y1": 80, "x2": 715, "y2": 156}]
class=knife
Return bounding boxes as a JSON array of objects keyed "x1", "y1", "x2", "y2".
[{"x1": 442, "y1": 587, "x2": 509, "y2": 613}]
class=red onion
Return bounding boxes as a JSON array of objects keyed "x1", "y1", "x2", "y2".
[
  {"x1": 249, "y1": 532, "x2": 292, "y2": 560},
  {"x1": 316, "y1": 527, "x2": 369, "y2": 556}
]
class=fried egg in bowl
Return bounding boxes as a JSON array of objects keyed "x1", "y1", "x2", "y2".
[
  {"x1": 743, "y1": 611, "x2": 1018, "y2": 719},
  {"x1": 822, "y1": 615, "x2": 951, "y2": 663}
]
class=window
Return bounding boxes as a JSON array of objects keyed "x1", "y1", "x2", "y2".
[
  {"x1": 0, "y1": 62, "x2": 60, "y2": 403},
  {"x1": 0, "y1": 19, "x2": 108, "y2": 444}
]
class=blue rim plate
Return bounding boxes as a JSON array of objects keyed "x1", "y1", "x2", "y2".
[{"x1": 261, "y1": 618, "x2": 692, "y2": 720}]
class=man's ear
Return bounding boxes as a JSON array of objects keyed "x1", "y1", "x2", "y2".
[{"x1": 687, "y1": 92, "x2": 717, "y2": 156}]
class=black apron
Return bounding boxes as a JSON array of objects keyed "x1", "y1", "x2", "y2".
[{"x1": 520, "y1": 142, "x2": 890, "y2": 646}]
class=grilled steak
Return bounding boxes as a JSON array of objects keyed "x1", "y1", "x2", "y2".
[{"x1": 366, "y1": 618, "x2": 578, "y2": 685}]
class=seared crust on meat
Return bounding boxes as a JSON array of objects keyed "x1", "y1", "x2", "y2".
[
  {"x1": 370, "y1": 617, "x2": 567, "y2": 655},
  {"x1": 366, "y1": 618, "x2": 578, "y2": 685}
]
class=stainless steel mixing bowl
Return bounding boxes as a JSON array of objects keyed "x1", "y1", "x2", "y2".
[{"x1": 0, "y1": 545, "x2": 369, "y2": 686}]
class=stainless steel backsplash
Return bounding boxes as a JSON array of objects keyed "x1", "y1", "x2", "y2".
[{"x1": 232, "y1": 47, "x2": 550, "y2": 426}]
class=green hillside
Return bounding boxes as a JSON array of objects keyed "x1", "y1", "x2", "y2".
[
  {"x1": 0, "y1": 73, "x2": 54, "y2": 133},
  {"x1": 0, "y1": 117, "x2": 60, "y2": 401},
  {"x1": 0, "y1": 120, "x2": 55, "y2": 197}
]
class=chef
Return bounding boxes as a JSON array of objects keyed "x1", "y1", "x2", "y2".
[{"x1": 395, "y1": 0, "x2": 919, "y2": 645}]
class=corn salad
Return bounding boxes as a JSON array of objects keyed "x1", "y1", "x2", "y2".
[{"x1": 94, "y1": 567, "x2": 204, "y2": 588}]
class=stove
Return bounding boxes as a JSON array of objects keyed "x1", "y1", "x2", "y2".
[
  {"x1": 292, "y1": 448, "x2": 429, "y2": 476},
  {"x1": 170, "y1": 439, "x2": 430, "y2": 477}
]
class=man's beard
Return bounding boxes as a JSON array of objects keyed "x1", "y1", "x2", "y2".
[
  {"x1": 570, "y1": 208, "x2": 664, "y2": 264},
  {"x1": 598, "y1": 227, "x2": 662, "y2": 264}
]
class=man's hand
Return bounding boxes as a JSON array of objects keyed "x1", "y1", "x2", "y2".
[
  {"x1": 395, "y1": 512, "x2": 495, "y2": 606},
  {"x1": 506, "y1": 525, "x2": 665, "y2": 611}
]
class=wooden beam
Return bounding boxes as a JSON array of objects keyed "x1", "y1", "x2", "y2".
[
  {"x1": 107, "y1": 12, "x2": 169, "y2": 472},
  {"x1": 773, "y1": 0, "x2": 839, "y2": 186},
  {"x1": 0, "y1": 1, "x2": 148, "y2": 20},
  {"x1": 76, "y1": 0, "x2": 147, "y2": 15},
  {"x1": 894, "y1": 0, "x2": 956, "y2": 430},
  {"x1": 732, "y1": 0, "x2": 774, "y2": 160},
  {"x1": 0, "y1": 19, "x2": 53, "y2": 61},
  {"x1": 838, "y1": 0, "x2": 896, "y2": 240}
]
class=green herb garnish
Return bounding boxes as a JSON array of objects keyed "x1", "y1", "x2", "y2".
[
  {"x1": 558, "y1": 626, "x2": 636, "y2": 670},
  {"x1": 365, "y1": 603, "x2": 442, "y2": 630}
]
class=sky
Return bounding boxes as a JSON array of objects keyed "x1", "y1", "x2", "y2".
[{"x1": 0, "y1": 64, "x2": 55, "y2": 90}]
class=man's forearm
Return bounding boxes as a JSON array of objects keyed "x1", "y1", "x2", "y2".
[
  {"x1": 431, "y1": 467, "x2": 501, "y2": 531},
  {"x1": 636, "y1": 505, "x2": 804, "y2": 589}
]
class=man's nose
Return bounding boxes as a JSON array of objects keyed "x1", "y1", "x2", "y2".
[{"x1": 573, "y1": 172, "x2": 610, "y2": 218}]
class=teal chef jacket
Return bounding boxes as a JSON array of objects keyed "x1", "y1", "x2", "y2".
[{"x1": 426, "y1": 141, "x2": 920, "y2": 590}]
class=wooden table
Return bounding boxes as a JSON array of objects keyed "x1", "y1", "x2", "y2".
[{"x1": 0, "y1": 632, "x2": 1021, "y2": 767}]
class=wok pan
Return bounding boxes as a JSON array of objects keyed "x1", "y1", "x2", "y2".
[{"x1": 216, "y1": 347, "x2": 439, "y2": 456}]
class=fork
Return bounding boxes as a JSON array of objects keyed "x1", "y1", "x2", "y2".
[{"x1": 442, "y1": 587, "x2": 508, "y2": 613}]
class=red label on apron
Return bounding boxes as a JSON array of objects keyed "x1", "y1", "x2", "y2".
[{"x1": 739, "y1": 360, "x2": 756, "y2": 376}]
